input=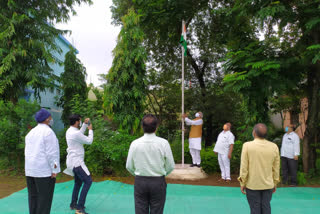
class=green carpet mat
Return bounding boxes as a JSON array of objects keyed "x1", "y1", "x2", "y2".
[{"x1": 0, "y1": 180, "x2": 319, "y2": 213}]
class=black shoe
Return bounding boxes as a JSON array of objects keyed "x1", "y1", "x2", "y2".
[
  {"x1": 190, "y1": 164, "x2": 196, "y2": 167},
  {"x1": 71, "y1": 205, "x2": 85, "y2": 211},
  {"x1": 196, "y1": 164, "x2": 201, "y2": 168},
  {"x1": 76, "y1": 208, "x2": 88, "y2": 214}
]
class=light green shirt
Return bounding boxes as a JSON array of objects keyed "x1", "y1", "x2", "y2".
[{"x1": 126, "y1": 133, "x2": 175, "y2": 177}]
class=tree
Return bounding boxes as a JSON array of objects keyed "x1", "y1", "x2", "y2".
[
  {"x1": 0, "y1": 99, "x2": 39, "y2": 170},
  {"x1": 103, "y1": 8, "x2": 147, "y2": 134},
  {"x1": 58, "y1": 48, "x2": 87, "y2": 125},
  {"x1": 111, "y1": 0, "x2": 243, "y2": 146},
  {"x1": 0, "y1": 0, "x2": 92, "y2": 103},
  {"x1": 223, "y1": 0, "x2": 320, "y2": 173}
]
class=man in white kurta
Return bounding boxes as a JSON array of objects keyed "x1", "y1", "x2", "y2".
[
  {"x1": 25, "y1": 108, "x2": 60, "y2": 214},
  {"x1": 213, "y1": 123, "x2": 235, "y2": 181},
  {"x1": 63, "y1": 115, "x2": 93, "y2": 214},
  {"x1": 183, "y1": 112, "x2": 203, "y2": 167},
  {"x1": 281, "y1": 124, "x2": 300, "y2": 186}
]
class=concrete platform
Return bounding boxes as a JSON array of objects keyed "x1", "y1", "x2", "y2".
[{"x1": 166, "y1": 164, "x2": 208, "y2": 181}]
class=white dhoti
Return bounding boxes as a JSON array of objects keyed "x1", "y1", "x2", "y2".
[
  {"x1": 189, "y1": 137, "x2": 201, "y2": 164},
  {"x1": 218, "y1": 153, "x2": 231, "y2": 180}
]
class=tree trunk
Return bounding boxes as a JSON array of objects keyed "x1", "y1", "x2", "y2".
[
  {"x1": 302, "y1": 27, "x2": 320, "y2": 173},
  {"x1": 204, "y1": 114, "x2": 213, "y2": 147},
  {"x1": 302, "y1": 66, "x2": 320, "y2": 173}
]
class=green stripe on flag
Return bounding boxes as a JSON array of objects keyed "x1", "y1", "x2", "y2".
[{"x1": 180, "y1": 35, "x2": 187, "y2": 56}]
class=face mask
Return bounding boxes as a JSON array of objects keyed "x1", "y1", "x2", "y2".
[
  {"x1": 285, "y1": 126, "x2": 289, "y2": 132},
  {"x1": 49, "y1": 119, "x2": 54, "y2": 127},
  {"x1": 195, "y1": 113, "x2": 200, "y2": 118}
]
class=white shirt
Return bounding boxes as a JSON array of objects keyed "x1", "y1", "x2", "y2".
[
  {"x1": 281, "y1": 131, "x2": 300, "y2": 159},
  {"x1": 213, "y1": 130, "x2": 235, "y2": 155},
  {"x1": 25, "y1": 124, "x2": 60, "y2": 177},
  {"x1": 64, "y1": 124, "x2": 93, "y2": 176},
  {"x1": 185, "y1": 117, "x2": 203, "y2": 150},
  {"x1": 126, "y1": 133, "x2": 175, "y2": 177}
]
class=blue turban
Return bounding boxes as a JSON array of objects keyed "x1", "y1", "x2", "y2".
[{"x1": 35, "y1": 108, "x2": 51, "y2": 123}]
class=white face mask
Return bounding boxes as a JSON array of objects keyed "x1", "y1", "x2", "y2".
[
  {"x1": 195, "y1": 113, "x2": 200, "y2": 118},
  {"x1": 49, "y1": 119, "x2": 54, "y2": 127}
]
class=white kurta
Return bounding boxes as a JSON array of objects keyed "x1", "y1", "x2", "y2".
[
  {"x1": 25, "y1": 124, "x2": 60, "y2": 177},
  {"x1": 214, "y1": 130, "x2": 235, "y2": 180},
  {"x1": 185, "y1": 117, "x2": 203, "y2": 150},
  {"x1": 63, "y1": 124, "x2": 93, "y2": 176},
  {"x1": 213, "y1": 130, "x2": 235, "y2": 155},
  {"x1": 281, "y1": 132, "x2": 300, "y2": 159}
]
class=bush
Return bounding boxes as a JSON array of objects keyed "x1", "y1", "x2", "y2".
[
  {"x1": 169, "y1": 132, "x2": 193, "y2": 164},
  {"x1": 297, "y1": 171, "x2": 307, "y2": 185},
  {"x1": 57, "y1": 128, "x2": 68, "y2": 169},
  {"x1": 200, "y1": 147, "x2": 219, "y2": 173},
  {"x1": 85, "y1": 129, "x2": 137, "y2": 176},
  {"x1": 169, "y1": 133, "x2": 182, "y2": 163},
  {"x1": 316, "y1": 149, "x2": 320, "y2": 176},
  {"x1": 0, "y1": 99, "x2": 39, "y2": 171},
  {"x1": 230, "y1": 140, "x2": 243, "y2": 174}
]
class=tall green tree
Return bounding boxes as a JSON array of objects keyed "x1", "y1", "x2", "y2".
[
  {"x1": 111, "y1": 0, "x2": 243, "y2": 146},
  {"x1": 103, "y1": 8, "x2": 147, "y2": 134},
  {"x1": 223, "y1": 1, "x2": 320, "y2": 172},
  {"x1": 0, "y1": 0, "x2": 92, "y2": 103},
  {"x1": 58, "y1": 48, "x2": 87, "y2": 125}
]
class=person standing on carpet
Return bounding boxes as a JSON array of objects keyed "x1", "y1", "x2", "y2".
[
  {"x1": 182, "y1": 112, "x2": 203, "y2": 167},
  {"x1": 213, "y1": 123, "x2": 235, "y2": 182},
  {"x1": 25, "y1": 108, "x2": 60, "y2": 214},
  {"x1": 126, "y1": 114, "x2": 175, "y2": 214},
  {"x1": 280, "y1": 124, "x2": 300, "y2": 186},
  {"x1": 238, "y1": 123, "x2": 280, "y2": 214},
  {"x1": 64, "y1": 114, "x2": 93, "y2": 214}
]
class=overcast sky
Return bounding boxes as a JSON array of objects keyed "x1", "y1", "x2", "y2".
[{"x1": 56, "y1": 0, "x2": 120, "y2": 87}]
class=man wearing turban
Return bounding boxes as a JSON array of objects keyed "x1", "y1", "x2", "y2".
[{"x1": 25, "y1": 108, "x2": 60, "y2": 214}]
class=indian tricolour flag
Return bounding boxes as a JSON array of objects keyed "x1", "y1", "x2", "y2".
[{"x1": 180, "y1": 21, "x2": 187, "y2": 56}]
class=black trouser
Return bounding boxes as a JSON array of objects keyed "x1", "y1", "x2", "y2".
[
  {"x1": 246, "y1": 188, "x2": 273, "y2": 214},
  {"x1": 281, "y1": 157, "x2": 298, "y2": 185},
  {"x1": 71, "y1": 166, "x2": 92, "y2": 210},
  {"x1": 134, "y1": 175, "x2": 167, "y2": 214},
  {"x1": 26, "y1": 176, "x2": 56, "y2": 214}
]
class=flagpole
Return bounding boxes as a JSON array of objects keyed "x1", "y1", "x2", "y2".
[{"x1": 181, "y1": 20, "x2": 185, "y2": 168}]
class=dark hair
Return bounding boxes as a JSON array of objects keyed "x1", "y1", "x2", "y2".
[
  {"x1": 142, "y1": 114, "x2": 158, "y2": 133},
  {"x1": 69, "y1": 114, "x2": 81, "y2": 125},
  {"x1": 292, "y1": 124, "x2": 297, "y2": 131},
  {"x1": 253, "y1": 123, "x2": 268, "y2": 139}
]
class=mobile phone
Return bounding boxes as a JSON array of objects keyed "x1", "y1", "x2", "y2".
[{"x1": 87, "y1": 121, "x2": 91, "y2": 126}]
